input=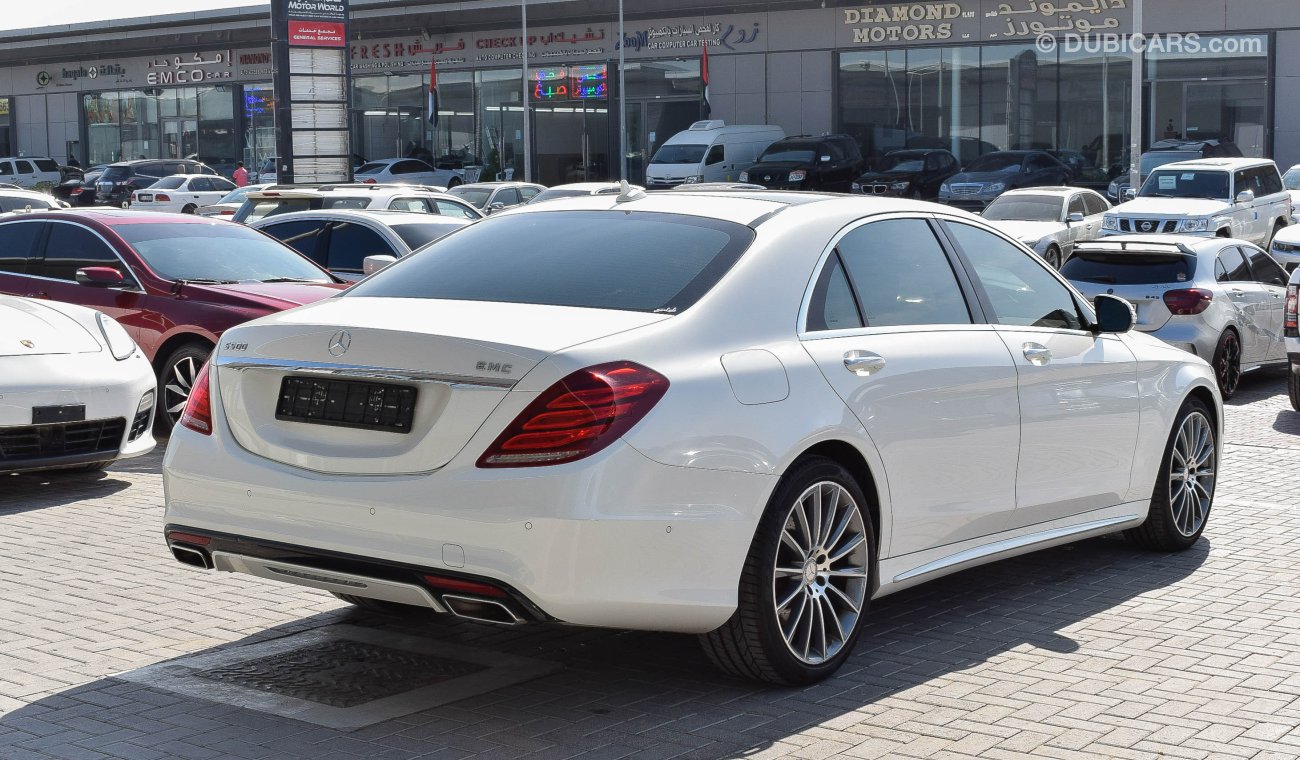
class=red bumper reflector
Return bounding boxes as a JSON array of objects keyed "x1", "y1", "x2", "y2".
[
  {"x1": 422, "y1": 574, "x2": 507, "y2": 598},
  {"x1": 166, "y1": 531, "x2": 211, "y2": 546}
]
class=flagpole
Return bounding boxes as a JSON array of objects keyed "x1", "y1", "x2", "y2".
[
  {"x1": 521, "y1": 0, "x2": 532, "y2": 183},
  {"x1": 618, "y1": 0, "x2": 626, "y2": 181}
]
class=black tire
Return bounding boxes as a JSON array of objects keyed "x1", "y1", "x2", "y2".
[
  {"x1": 1044, "y1": 244, "x2": 1062, "y2": 270},
  {"x1": 1289, "y1": 364, "x2": 1300, "y2": 413},
  {"x1": 181, "y1": 204, "x2": 197, "y2": 214},
  {"x1": 1211, "y1": 330, "x2": 1241, "y2": 400},
  {"x1": 1216, "y1": 228, "x2": 1231, "y2": 238},
  {"x1": 447, "y1": 177, "x2": 461, "y2": 189},
  {"x1": 699, "y1": 457, "x2": 875, "y2": 685},
  {"x1": 1125, "y1": 396, "x2": 1216, "y2": 551},
  {"x1": 1267, "y1": 220, "x2": 1286, "y2": 249},
  {"x1": 157, "y1": 343, "x2": 211, "y2": 432}
]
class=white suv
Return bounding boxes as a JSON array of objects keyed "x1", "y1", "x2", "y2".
[
  {"x1": 231, "y1": 183, "x2": 483, "y2": 224},
  {"x1": 0, "y1": 156, "x2": 62, "y2": 190},
  {"x1": 1287, "y1": 266, "x2": 1300, "y2": 410},
  {"x1": 1102, "y1": 158, "x2": 1291, "y2": 248}
]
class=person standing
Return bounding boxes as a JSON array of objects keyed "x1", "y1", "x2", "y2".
[{"x1": 233, "y1": 161, "x2": 248, "y2": 187}]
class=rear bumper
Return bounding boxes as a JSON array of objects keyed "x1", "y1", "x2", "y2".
[
  {"x1": 1141, "y1": 321, "x2": 1218, "y2": 360},
  {"x1": 162, "y1": 428, "x2": 776, "y2": 634}
]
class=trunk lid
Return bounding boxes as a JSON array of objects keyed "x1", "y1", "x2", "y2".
[
  {"x1": 0, "y1": 298, "x2": 101, "y2": 356},
  {"x1": 214, "y1": 297, "x2": 669, "y2": 475},
  {"x1": 1063, "y1": 249, "x2": 1197, "y2": 332}
]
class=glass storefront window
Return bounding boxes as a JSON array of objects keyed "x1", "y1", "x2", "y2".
[
  {"x1": 198, "y1": 86, "x2": 236, "y2": 177},
  {"x1": 838, "y1": 44, "x2": 1133, "y2": 186},
  {"x1": 0, "y1": 98, "x2": 11, "y2": 157},
  {"x1": 479, "y1": 68, "x2": 524, "y2": 181},
  {"x1": 243, "y1": 83, "x2": 275, "y2": 175},
  {"x1": 1147, "y1": 34, "x2": 1269, "y2": 156}
]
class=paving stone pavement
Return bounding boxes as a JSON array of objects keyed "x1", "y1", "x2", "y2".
[{"x1": 1, "y1": 369, "x2": 1298, "y2": 760}]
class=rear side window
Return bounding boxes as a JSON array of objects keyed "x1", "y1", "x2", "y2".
[
  {"x1": 40, "y1": 224, "x2": 129, "y2": 281},
  {"x1": 345, "y1": 211, "x2": 754, "y2": 314},
  {"x1": 152, "y1": 177, "x2": 186, "y2": 190},
  {"x1": 836, "y1": 218, "x2": 971, "y2": 327},
  {"x1": 0, "y1": 162, "x2": 12, "y2": 176},
  {"x1": 393, "y1": 222, "x2": 463, "y2": 251},
  {"x1": 189, "y1": 177, "x2": 214, "y2": 192},
  {"x1": 0, "y1": 221, "x2": 43, "y2": 273},
  {"x1": 1061, "y1": 251, "x2": 1195, "y2": 285},
  {"x1": 1244, "y1": 246, "x2": 1286, "y2": 286},
  {"x1": 434, "y1": 200, "x2": 476, "y2": 218},
  {"x1": 0, "y1": 196, "x2": 56, "y2": 212},
  {"x1": 258, "y1": 220, "x2": 327, "y2": 265},
  {"x1": 389, "y1": 197, "x2": 431, "y2": 213},
  {"x1": 806, "y1": 253, "x2": 863, "y2": 331},
  {"x1": 238, "y1": 198, "x2": 317, "y2": 222},
  {"x1": 519, "y1": 186, "x2": 541, "y2": 201},
  {"x1": 320, "y1": 197, "x2": 371, "y2": 210},
  {"x1": 1216, "y1": 247, "x2": 1252, "y2": 282},
  {"x1": 16, "y1": 161, "x2": 34, "y2": 174},
  {"x1": 1082, "y1": 192, "x2": 1109, "y2": 216}
]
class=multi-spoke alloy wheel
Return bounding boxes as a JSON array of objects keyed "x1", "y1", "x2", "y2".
[
  {"x1": 1167, "y1": 411, "x2": 1215, "y2": 538},
  {"x1": 773, "y1": 481, "x2": 869, "y2": 666},
  {"x1": 1213, "y1": 331, "x2": 1240, "y2": 399},
  {"x1": 1126, "y1": 397, "x2": 1216, "y2": 551},
  {"x1": 701, "y1": 457, "x2": 875, "y2": 684},
  {"x1": 158, "y1": 344, "x2": 211, "y2": 431}
]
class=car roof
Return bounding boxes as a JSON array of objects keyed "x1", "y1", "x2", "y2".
[
  {"x1": 1, "y1": 209, "x2": 229, "y2": 226},
  {"x1": 250, "y1": 209, "x2": 468, "y2": 226},
  {"x1": 543, "y1": 182, "x2": 636, "y2": 192},
  {"x1": 454, "y1": 182, "x2": 545, "y2": 190},
  {"x1": 995, "y1": 187, "x2": 1093, "y2": 197},
  {"x1": 246, "y1": 185, "x2": 454, "y2": 199},
  {"x1": 498, "y1": 189, "x2": 964, "y2": 228},
  {"x1": 1156, "y1": 158, "x2": 1274, "y2": 170}
]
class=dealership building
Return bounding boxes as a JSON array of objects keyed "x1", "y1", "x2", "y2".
[{"x1": 0, "y1": 0, "x2": 1297, "y2": 187}]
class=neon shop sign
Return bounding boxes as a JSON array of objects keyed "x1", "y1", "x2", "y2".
[{"x1": 531, "y1": 65, "x2": 608, "y2": 100}]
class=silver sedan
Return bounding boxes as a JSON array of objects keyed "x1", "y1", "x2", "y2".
[
  {"x1": 1063, "y1": 234, "x2": 1290, "y2": 398},
  {"x1": 982, "y1": 187, "x2": 1110, "y2": 269}
]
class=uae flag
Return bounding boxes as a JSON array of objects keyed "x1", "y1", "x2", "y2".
[
  {"x1": 699, "y1": 43, "x2": 711, "y2": 120},
  {"x1": 427, "y1": 56, "x2": 440, "y2": 126}
]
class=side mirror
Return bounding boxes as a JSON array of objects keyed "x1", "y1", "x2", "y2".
[
  {"x1": 1092, "y1": 293, "x2": 1135, "y2": 334},
  {"x1": 1235, "y1": 189, "x2": 1255, "y2": 204},
  {"x1": 362, "y1": 254, "x2": 398, "y2": 277},
  {"x1": 75, "y1": 267, "x2": 125, "y2": 287},
  {"x1": 487, "y1": 202, "x2": 507, "y2": 213},
  {"x1": 1067, "y1": 212, "x2": 1085, "y2": 224},
  {"x1": 1123, "y1": 188, "x2": 1137, "y2": 201}
]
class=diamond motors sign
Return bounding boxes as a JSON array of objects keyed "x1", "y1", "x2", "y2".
[{"x1": 273, "y1": 0, "x2": 353, "y2": 182}]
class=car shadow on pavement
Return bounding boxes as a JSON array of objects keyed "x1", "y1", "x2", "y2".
[
  {"x1": 0, "y1": 468, "x2": 133, "y2": 512},
  {"x1": 0, "y1": 533, "x2": 1211, "y2": 758}
]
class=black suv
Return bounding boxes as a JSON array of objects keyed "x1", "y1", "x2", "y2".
[
  {"x1": 852, "y1": 149, "x2": 959, "y2": 199},
  {"x1": 740, "y1": 135, "x2": 864, "y2": 192},
  {"x1": 96, "y1": 159, "x2": 216, "y2": 207}
]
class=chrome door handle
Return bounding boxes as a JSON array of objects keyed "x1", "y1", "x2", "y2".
[
  {"x1": 843, "y1": 351, "x2": 886, "y2": 376},
  {"x1": 1022, "y1": 343, "x2": 1052, "y2": 366}
]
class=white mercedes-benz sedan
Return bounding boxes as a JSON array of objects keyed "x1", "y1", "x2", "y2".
[
  {"x1": 2, "y1": 296, "x2": 156, "y2": 474},
  {"x1": 163, "y1": 188, "x2": 1221, "y2": 684}
]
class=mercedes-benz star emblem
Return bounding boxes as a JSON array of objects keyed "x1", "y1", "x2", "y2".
[
  {"x1": 327, "y1": 330, "x2": 351, "y2": 357},
  {"x1": 19, "y1": 339, "x2": 35, "y2": 349}
]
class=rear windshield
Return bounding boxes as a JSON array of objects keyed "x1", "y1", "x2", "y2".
[
  {"x1": 528, "y1": 188, "x2": 590, "y2": 203},
  {"x1": 1061, "y1": 251, "x2": 1195, "y2": 285},
  {"x1": 1284, "y1": 166, "x2": 1300, "y2": 191},
  {"x1": 983, "y1": 194, "x2": 1061, "y2": 222},
  {"x1": 355, "y1": 163, "x2": 387, "y2": 174},
  {"x1": 151, "y1": 177, "x2": 186, "y2": 190},
  {"x1": 965, "y1": 154, "x2": 1026, "y2": 173},
  {"x1": 100, "y1": 166, "x2": 134, "y2": 181},
  {"x1": 237, "y1": 196, "x2": 369, "y2": 222},
  {"x1": 346, "y1": 211, "x2": 755, "y2": 314},
  {"x1": 1139, "y1": 151, "x2": 1198, "y2": 175}
]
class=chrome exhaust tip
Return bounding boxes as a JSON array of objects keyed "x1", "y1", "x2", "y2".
[
  {"x1": 441, "y1": 594, "x2": 525, "y2": 625},
  {"x1": 170, "y1": 543, "x2": 213, "y2": 569}
]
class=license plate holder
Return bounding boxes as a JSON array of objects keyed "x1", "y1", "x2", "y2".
[
  {"x1": 33, "y1": 404, "x2": 86, "y2": 424},
  {"x1": 275, "y1": 376, "x2": 417, "y2": 434}
]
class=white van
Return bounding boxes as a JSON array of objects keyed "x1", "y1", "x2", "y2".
[
  {"x1": 645, "y1": 121, "x2": 785, "y2": 189},
  {"x1": 0, "y1": 157, "x2": 62, "y2": 190}
]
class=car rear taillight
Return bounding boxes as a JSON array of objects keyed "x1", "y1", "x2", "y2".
[
  {"x1": 71, "y1": 187, "x2": 83, "y2": 195},
  {"x1": 1163, "y1": 288, "x2": 1213, "y2": 316},
  {"x1": 219, "y1": 209, "x2": 234, "y2": 216},
  {"x1": 477, "y1": 361, "x2": 669, "y2": 468},
  {"x1": 155, "y1": 193, "x2": 171, "y2": 202},
  {"x1": 362, "y1": 178, "x2": 376, "y2": 184},
  {"x1": 1285, "y1": 284, "x2": 1298, "y2": 337},
  {"x1": 178, "y1": 362, "x2": 213, "y2": 435}
]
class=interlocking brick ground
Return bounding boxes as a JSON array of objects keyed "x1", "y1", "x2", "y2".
[{"x1": 1, "y1": 369, "x2": 1298, "y2": 759}]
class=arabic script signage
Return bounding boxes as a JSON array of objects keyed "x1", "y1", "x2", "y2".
[
  {"x1": 530, "y1": 65, "x2": 608, "y2": 100},
  {"x1": 836, "y1": 0, "x2": 1130, "y2": 47},
  {"x1": 146, "y1": 50, "x2": 234, "y2": 86},
  {"x1": 285, "y1": 0, "x2": 348, "y2": 48}
]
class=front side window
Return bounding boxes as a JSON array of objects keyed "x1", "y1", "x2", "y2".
[
  {"x1": 344, "y1": 211, "x2": 754, "y2": 314},
  {"x1": 327, "y1": 222, "x2": 395, "y2": 272},
  {"x1": 835, "y1": 218, "x2": 972, "y2": 328},
  {"x1": 1243, "y1": 246, "x2": 1286, "y2": 286},
  {"x1": 705, "y1": 145, "x2": 725, "y2": 166},
  {"x1": 946, "y1": 222, "x2": 1083, "y2": 330},
  {"x1": 40, "y1": 224, "x2": 129, "y2": 282},
  {"x1": 494, "y1": 188, "x2": 521, "y2": 206},
  {"x1": 1067, "y1": 195, "x2": 1086, "y2": 217}
]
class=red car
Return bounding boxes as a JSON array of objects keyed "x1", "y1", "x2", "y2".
[{"x1": 0, "y1": 210, "x2": 347, "y2": 429}]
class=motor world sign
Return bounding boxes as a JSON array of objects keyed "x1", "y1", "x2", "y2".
[{"x1": 286, "y1": 0, "x2": 348, "y2": 48}]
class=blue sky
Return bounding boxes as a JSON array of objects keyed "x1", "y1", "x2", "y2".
[{"x1": 2, "y1": 0, "x2": 267, "y2": 31}]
